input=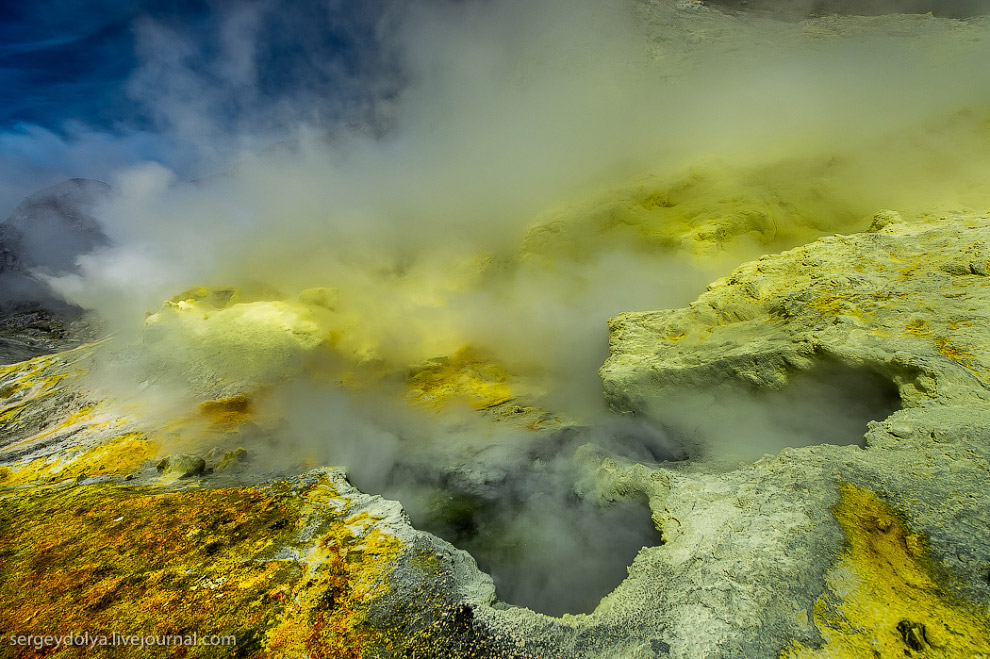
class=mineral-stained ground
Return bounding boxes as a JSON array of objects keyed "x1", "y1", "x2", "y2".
[
  {"x1": 8, "y1": 211, "x2": 990, "y2": 658},
  {"x1": 3, "y1": 2, "x2": 990, "y2": 659}
]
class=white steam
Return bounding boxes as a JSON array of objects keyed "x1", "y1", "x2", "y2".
[
  {"x1": 12, "y1": 0, "x2": 990, "y2": 613},
  {"x1": 33, "y1": 0, "x2": 990, "y2": 441}
]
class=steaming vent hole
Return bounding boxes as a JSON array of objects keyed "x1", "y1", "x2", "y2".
[
  {"x1": 342, "y1": 362, "x2": 900, "y2": 615},
  {"x1": 651, "y1": 361, "x2": 904, "y2": 461},
  {"x1": 363, "y1": 425, "x2": 676, "y2": 617}
]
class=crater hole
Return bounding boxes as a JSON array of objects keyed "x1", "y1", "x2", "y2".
[
  {"x1": 648, "y1": 360, "x2": 903, "y2": 462},
  {"x1": 355, "y1": 425, "x2": 673, "y2": 617}
]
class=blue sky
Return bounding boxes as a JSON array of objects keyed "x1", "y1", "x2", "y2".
[
  {"x1": 0, "y1": 0, "x2": 399, "y2": 215},
  {"x1": 0, "y1": 1, "x2": 200, "y2": 131}
]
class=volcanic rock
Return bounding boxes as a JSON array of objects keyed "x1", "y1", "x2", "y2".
[
  {"x1": 598, "y1": 213, "x2": 990, "y2": 656},
  {"x1": 0, "y1": 179, "x2": 109, "y2": 363},
  {"x1": 0, "y1": 178, "x2": 110, "y2": 305},
  {"x1": 157, "y1": 454, "x2": 207, "y2": 478}
]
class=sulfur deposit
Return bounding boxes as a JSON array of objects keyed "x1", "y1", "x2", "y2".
[
  {"x1": 3, "y1": 2, "x2": 990, "y2": 659},
  {"x1": 5, "y1": 211, "x2": 990, "y2": 657}
]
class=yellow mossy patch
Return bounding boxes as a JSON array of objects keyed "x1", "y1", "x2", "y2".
[
  {"x1": 68, "y1": 433, "x2": 156, "y2": 478},
  {"x1": 406, "y1": 348, "x2": 513, "y2": 410},
  {"x1": 0, "y1": 352, "x2": 57, "y2": 380},
  {"x1": 904, "y1": 319, "x2": 930, "y2": 336},
  {"x1": 0, "y1": 404, "x2": 20, "y2": 427},
  {"x1": 898, "y1": 263, "x2": 922, "y2": 280},
  {"x1": 3, "y1": 410, "x2": 90, "y2": 460},
  {"x1": 809, "y1": 294, "x2": 876, "y2": 322},
  {"x1": 2, "y1": 404, "x2": 104, "y2": 455},
  {"x1": 0, "y1": 358, "x2": 74, "y2": 426},
  {"x1": 934, "y1": 336, "x2": 976, "y2": 363},
  {"x1": 266, "y1": 479, "x2": 402, "y2": 659},
  {"x1": 168, "y1": 286, "x2": 240, "y2": 308},
  {"x1": 934, "y1": 336, "x2": 987, "y2": 383},
  {"x1": 520, "y1": 158, "x2": 866, "y2": 262},
  {"x1": 0, "y1": 484, "x2": 302, "y2": 658},
  {"x1": 0, "y1": 378, "x2": 30, "y2": 399},
  {"x1": 302, "y1": 526, "x2": 399, "y2": 658},
  {"x1": 48, "y1": 405, "x2": 96, "y2": 433},
  {"x1": 143, "y1": 297, "x2": 335, "y2": 385},
  {"x1": 199, "y1": 394, "x2": 254, "y2": 430},
  {"x1": 0, "y1": 476, "x2": 401, "y2": 659},
  {"x1": 0, "y1": 342, "x2": 92, "y2": 385},
  {"x1": 0, "y1": 433, "x2": 156, "y2": 486},
  {"x1": 525, "y1": 416, "x2": 560, "y2": 431},
  {"x1": 781, "y1": 484, "x2": 990, "y2": 659}
]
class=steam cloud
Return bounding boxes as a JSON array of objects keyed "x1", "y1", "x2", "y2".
[{"x1": 5, "y1": 0, "x2": 990, "y2": 613}]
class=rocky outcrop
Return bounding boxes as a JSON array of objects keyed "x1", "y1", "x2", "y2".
[
  {"x1": 602, "y1": 212, "x2": 990, "y2": 416},
  {"x1": 0, "y1": 308, "x2": 90, "y2": 365},
  {"x1": 0, "y1": 178, "x2": 109, "y2": 280},
  {"x1": 0, "y1": 179, "x2": 108, "y2": 363},
  {"x1": 600, "y1": 213, "x2": 990, "y2": 656}
]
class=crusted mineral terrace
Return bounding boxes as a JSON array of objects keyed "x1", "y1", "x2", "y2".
[
  {"x1": 600, "y1": 212, "x2": 990, "y2": 656},
  {"x1": 2, "y1": 212, "x2": 989, "y2": 658}
]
